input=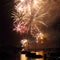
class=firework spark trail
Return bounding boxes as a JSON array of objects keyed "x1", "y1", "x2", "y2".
[{"x1": 39, "y1": 21, "x2": 48, "y2": 27}]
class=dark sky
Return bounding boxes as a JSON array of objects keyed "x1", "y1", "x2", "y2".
[
  {"x1": 0, "y1": 0, "x2": 60, "y2": 49},
  {"x1": 0, "y1": 0, "x2": 21, "y2": 47}
]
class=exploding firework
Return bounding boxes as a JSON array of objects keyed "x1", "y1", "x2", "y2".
[
  {"x1": 12, "y1": 0, "x2": 48, "y2": 43},
  {"x1": 21, "y1": 39, "x2": 28, "y2": 47}
]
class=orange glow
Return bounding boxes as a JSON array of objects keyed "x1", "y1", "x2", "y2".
[{"x1": 20, "y1": 54, "x2": 28, "y2": 60}]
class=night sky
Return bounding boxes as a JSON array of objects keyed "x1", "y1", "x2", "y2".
[
  {"x1": 0, "y1": 0, "x2": 21, "y2": 47},
  {"x1": 0, "y1": 0, "x2": 60, "y2": 60},
  {"x1": 0, "y1": 0, "x2": 60, "y2": 49}
]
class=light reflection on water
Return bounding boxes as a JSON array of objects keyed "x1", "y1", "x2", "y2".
[
  {"x1": 20, "y1": 51, "x2": 44, "y2": 60},
  {"x1": 20, "y1": 54, "x2": 28, "y2": 60}
]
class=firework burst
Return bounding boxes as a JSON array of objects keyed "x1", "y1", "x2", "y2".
[{"x1": 12, "y1": 0, "x2": 48, "y2": 43}]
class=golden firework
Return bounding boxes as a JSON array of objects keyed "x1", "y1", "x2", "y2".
[{"x1": 12, "y1": 0, "x2": 48, "y2": 44}]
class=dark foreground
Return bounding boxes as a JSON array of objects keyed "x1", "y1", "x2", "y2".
[{"x1": 0, "y1": 47, "x2": 60, "y2": 60}]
